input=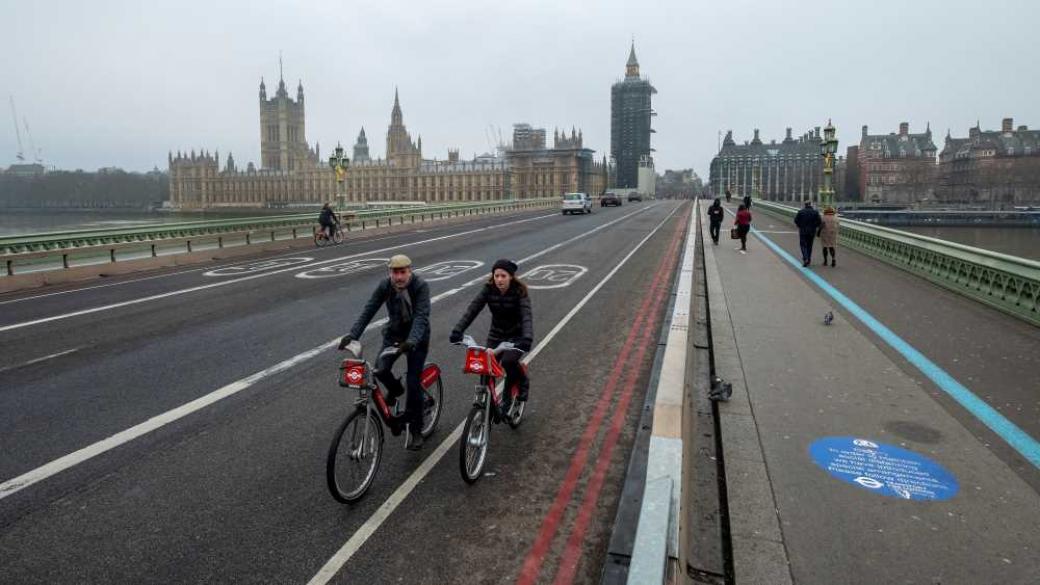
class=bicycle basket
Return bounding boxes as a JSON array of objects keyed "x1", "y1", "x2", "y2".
[
  {"x1": 463, "y1": 348, "x2": 504, "y2": 377},
  {"x1": 340, "y1": 359, "x2": 370, "y2": 389}
]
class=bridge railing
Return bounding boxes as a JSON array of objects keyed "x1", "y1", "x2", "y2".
[
  {"x1": 753, "y1": 200, "x2": 1040, "y2": 327},
  {"x1": 1, "y1": 198, "x2": 559, "y2": 277}
]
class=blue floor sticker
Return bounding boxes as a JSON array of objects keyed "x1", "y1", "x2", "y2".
[{"x1": 809, "y1": 436, "x2": 959, "y2": 501}]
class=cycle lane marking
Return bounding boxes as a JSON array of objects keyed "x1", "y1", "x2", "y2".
[
  {"x1": 305, "y1": 203, "x2": 681, "y2": 585},
  {"x1": 521, "y1": 264, "x2": 588, "y2": 289},
  {"x1": 0, "y1": 204, "x2": 660, "y2": 501},
  {"x1": 0, "y1": 211, "x2": 572, "y2": 334}
]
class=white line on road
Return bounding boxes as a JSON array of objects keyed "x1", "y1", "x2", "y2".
[
  {"x1": 0, "y1": 347, "x2": 81, "y2": 375},
  {"x1": 305, "y1": 203, "x2": 682, "y2": 585},
  {"x1": 0, "y1": 205, "x2": 656, "y2": 501},
  {"x1": 0, "y1": 212, "x2": 561, "y2": 334}
]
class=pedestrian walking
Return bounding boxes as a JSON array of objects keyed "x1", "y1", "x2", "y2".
[
  {"x1": 793, "y1": 200, "x2": 822, "y2": 267},
  {"x1": 819, "y1": 206, "x2": 839, "y2": 266},
  {"x1": 734, "y1": 204, "x2": 752, "y2": 254},
  {"x1": 794, "y1": 198, "x2": 819, "y2": 265},
  {"x1": 725, "y1": 188, "x2": 732, "y2": 203},
  {"x1": 743, "y1": 194, "x2": 752, "y2": 210},
  {"x1": 707, "y1": 198, "x2": 725, "y2": 245}
]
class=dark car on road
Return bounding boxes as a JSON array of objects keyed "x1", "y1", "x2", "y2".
[{"x1": 601, "y1": 190, "x2": 623, "y2": 207}]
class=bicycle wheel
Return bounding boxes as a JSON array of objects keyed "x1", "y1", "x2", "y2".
[
  {"x1": 332, "y1": 228, "x2": 343, "y2": 245},
  {"x1": 459, "y1": 401, "x2": 490, "y2": 484},
  {"x1": 327, "y1": 408, "x2": 383, "y2": 503},
  {"x1": 314, "y1": 231, "x2": 327, "y2": 247},
  {"x1": 420, "y1": 376, "x2": 444, "y2": 438}
]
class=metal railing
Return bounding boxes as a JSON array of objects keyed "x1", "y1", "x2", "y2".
[
  {"x1": 1, "y1": 198, "x2": 558, "y2": 277},
  {"x1": 754, "y1": 199, "x2": 1040, "y2": 327}
]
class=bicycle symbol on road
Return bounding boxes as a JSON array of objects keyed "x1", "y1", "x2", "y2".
[
  {"x1": 204, "y1": 257, "x2": 313, "y2": 277},
  {"x1": 415, "y1": 260, "x2": 484, "y2": 282},
  {"x1": 295, "y1": 258, "x2": 388, "y2": 279},
  {"x1": 521, "y1": 264, "x2": 588, "y2": 289}
]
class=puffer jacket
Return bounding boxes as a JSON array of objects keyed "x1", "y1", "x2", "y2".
[
  {"x1": 349, "y1": 275, "x2": 431, "y2": 346},
  {"x1": 453, "y1": 281, "x2": 533, "y2": 348}
]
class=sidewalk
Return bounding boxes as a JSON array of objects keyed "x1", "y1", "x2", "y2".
[{"x1": 701, "y1": 202, "x2": 1040, "y2": 584}]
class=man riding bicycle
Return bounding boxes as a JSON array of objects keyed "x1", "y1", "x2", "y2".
[
  {"x1": 449, "y1": 259, "x2": 533, "y2": 412},
  {"x1": 339, "y1": 254, "x2": 431, "y2": 450},
  {"x1": 318, "y1": 203, "x2": 340, "y2": 241}
]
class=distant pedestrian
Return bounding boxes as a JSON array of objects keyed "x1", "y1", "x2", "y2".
[
  {"x1": 819, "y1": 206, "x2": 839, "y2": 267},
  {"x1": 794, "y1": 200, "x2": 822, "y2": 267},
  {"x1": 734, "y1": 204, "x2": 752, "y2": 254},
  {"x1": 743, "y1": 194, "x2": 752, "y2": 210},
  {"x1": 707, "y1": 198, "x2": 725, "y2": 245},
  {"x1": 725, "y1": 188, "x2": 732, "y2": 203}
]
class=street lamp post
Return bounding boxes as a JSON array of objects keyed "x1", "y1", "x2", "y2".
[
  {"x1": 328, "y1": 143, "x2": 349, "y2": 208},
  {"x1": 819, "y1": 120, "x2": 838, "y2": 208}
]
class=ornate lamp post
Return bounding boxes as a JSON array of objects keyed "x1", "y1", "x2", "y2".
[
  {"x1": 819, "y1": 120, "x2": 838, "y2": 208},
  {"x1": 328, "y1": 143, "x2": 349, "y2": 208}
]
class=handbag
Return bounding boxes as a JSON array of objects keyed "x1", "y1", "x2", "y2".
[{"x1": 730, "y1": 227, "x2": 740, "y2": 239}]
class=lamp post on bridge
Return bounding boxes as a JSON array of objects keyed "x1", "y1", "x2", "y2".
[
  {"x1": 328, "y1": 143, "x2": 349, "y2": 208},
  {"x1": 819, "y1": 120, "x2": 838, "y2": 208}
]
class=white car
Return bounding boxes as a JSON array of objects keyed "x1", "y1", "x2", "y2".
[{"x1": 561, "y1": 192, "x2": 592, "y2": 215}]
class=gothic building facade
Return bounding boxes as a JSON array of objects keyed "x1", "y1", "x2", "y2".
[
  {"x1": 611, "y1": 43, "x2": 655, "y2": 189},
  {"x1": 169, "y1": 72, "x2": 605, "y2": 208}
]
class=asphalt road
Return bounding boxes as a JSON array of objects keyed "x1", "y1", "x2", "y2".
[{"x1": 0, "y1": 201, "x2": 690, "y2": 584}]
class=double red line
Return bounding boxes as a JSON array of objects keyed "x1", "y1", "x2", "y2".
[{"x1": 516, "y1": 206, "x2": 690, "y2": 585}]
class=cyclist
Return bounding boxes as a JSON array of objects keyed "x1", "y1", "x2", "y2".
[
  {"x1": 338, "y1": 254, "x2": 431, "y2": 450},
  {"x1": 318, "y1": 203, "x2": 340, "y2": 242},
  {"x1": 449, "y1": 259, "x2": 533, "y2": 412}
]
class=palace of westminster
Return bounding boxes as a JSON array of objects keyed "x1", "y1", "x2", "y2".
[{"x1": 168, "y1": 70, "x2": 611, "y2": 209}]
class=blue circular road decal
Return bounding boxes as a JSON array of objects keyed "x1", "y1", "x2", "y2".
[{"x1": 808, "y1": 436, "x2": 958, "y2": 501}]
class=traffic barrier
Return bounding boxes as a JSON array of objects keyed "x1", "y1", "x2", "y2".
[
  {"x1": 0, "y1": 198, "x2": 558, "y2": 279},
  {"x1": 754, "y1": 199, "x2": 1040, "y2": 327}
]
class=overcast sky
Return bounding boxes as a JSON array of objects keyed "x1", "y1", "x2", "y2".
[{"x1": 2, "y1": 0, "x2": 1037, "y2": 176}]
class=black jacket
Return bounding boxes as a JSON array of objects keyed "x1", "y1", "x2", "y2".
[
  {"x1": 319, "y1": 208, "x2": 337, "y2": 225},
  {"x1": 349, "y1": 275, "x2": 431, "y2": 346},
  {"x1": 794, "y1": 207, "x2": 822, "y2": 236},
  {"x1": 707, "y1": 204, "x2": 725, "y2": 224},
  {"x1": 453, "y1": 282, "x2": 533, "y2": 348}
]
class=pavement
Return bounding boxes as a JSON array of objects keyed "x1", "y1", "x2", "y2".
[
  {"x1": 0, "y1": 200, "x2": 689, "y2": 584},
  {"x1": 704, "y1": 201, "x2": 1040, "y2": 584}
]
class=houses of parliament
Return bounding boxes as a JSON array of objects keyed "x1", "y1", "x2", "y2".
[{"x1": 168, "y1": 70, "x2": 607, "y2": 209}]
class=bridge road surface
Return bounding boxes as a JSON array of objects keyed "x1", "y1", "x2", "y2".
[
  {"x1": 735, "y1": 202, "x2": 1040, "y2": 492},
  {"x1": 0, "y1": 200, "x2": 688, "y2": 584}
]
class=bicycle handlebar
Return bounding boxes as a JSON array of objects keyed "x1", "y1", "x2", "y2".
[{"x1": 451, "y1": 335, "x2": 526, "y2": 356}]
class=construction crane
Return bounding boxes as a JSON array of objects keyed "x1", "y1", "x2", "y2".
[
  {"x1": 23, "y1": 117, "x2": 42, "y2": 163},
  {"x1": 9, "y1": 95, "x2": 25, "y2": 162}
]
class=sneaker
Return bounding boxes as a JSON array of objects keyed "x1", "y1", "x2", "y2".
[
  {"x1": 406, "y1": 429, "x2": 424, "y2": 451},
  {"x1": 739, "y1": 250, "x2": 747, "y2": 255}
]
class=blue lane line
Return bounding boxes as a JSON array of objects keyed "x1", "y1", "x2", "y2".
[{"x1": 726, "y1": 206, "x2": 1040, "y2": 469}]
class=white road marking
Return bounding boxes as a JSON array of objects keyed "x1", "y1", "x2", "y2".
[
  {"x1": 0, "y1": 347, "x2": 81, "y2": 375},
  {"x1": 413, "y1": 260, "x2": 484, "y2": 282},
  {"x1": 295, "y1": 258, "x2": 389, "y2": 279},
  {"x1": 305, "y1": 203, "x2": 681, "y2": 585},
  {"x1": 0, "y1": 205, "x2": 656, "y2": 500},
  {"x1": 0, "y1": 212, "x2": 561, "y2": 334},
  {"x1": 521, "y1": 264, "x2": 589, "y2": 289},
  {"x1": 203, "y1": 257, "x2": 313, "y2": 277}
]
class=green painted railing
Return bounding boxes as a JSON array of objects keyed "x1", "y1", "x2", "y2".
[
  {"x1": 753, "y1": 200, "x2": 1040, "y2": 327},
  {"x1": 1, "y1": 198, "x2": 559, "y2": 276}
]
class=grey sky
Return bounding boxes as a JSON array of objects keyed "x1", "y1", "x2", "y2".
[{"x1": 2, "y1": 0, "x2": 1037, "y2": 176}]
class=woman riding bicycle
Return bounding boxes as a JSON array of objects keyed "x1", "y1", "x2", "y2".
[
  {"x1": 449, "y1": 259, "x2": 533, "y2": 410},
  {"x1": 318, "y1": 202, "x2": 340, "y2": 240}
]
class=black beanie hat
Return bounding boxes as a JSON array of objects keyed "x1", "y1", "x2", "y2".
[{"x1": 492, "y1": 259, "x2": 518, "y2": 276}]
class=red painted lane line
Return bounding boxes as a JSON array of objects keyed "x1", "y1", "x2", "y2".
[
  {"x1": 515, "y1": 209, "x2": 688, "y2": 585},
  {"x1": 550, "y1": 216, "x2": 686, "y2": 584}
]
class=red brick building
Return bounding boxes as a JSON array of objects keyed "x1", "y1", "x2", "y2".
[
  {"x1": 936, "y1": 118, "x2": 1040, "y2": 207},
  {"x1": 858, "y1": 122, "x2": 938, "y2": 204}
]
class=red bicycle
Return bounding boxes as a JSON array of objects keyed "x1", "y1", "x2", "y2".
[
  {"x1": 453, "y1": 335, "x2": 528, "y2": 484},
  {"x1": 314, "y1": 223, "x2": 343, "y2": 246},
  {"x1": 326, "y1": 341, "x2": 444, "y2": 502}
]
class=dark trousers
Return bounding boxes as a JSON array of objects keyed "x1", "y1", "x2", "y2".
[
  {"x1": 374, "y1": 339, "x2": 429, "y2": 431},
  {"x1": 823, "y1": 247, "x2": 836, "y2": 263},
  {"x1": 737, "y1": 225, "x2": 750, "y2": 250},
  {"x1": 799, "y1": 233, "x2": 815, "y2": 264},
  {"x1": 709, "y1": 220, "x2": 722, "y2": 243},
  {"x1": 488, "y1": 337, "x2": 529, "y2": 401}
]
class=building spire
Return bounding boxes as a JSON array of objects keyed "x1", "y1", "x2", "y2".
[
  {"x1": 625, "y1": 39, "x2": 640, "y2": 77},
  {"x1": 391, "y1": 87, "x2": 403, "y2": 125}
]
